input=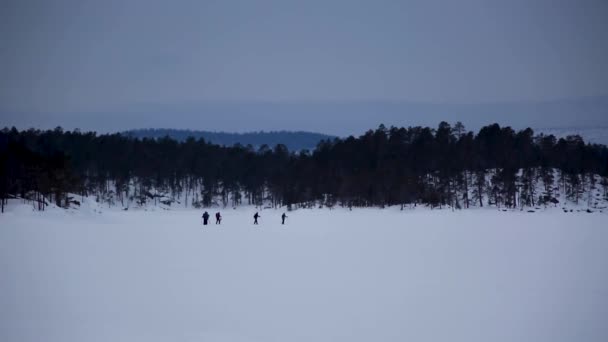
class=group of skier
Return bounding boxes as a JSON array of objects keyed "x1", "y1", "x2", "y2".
[
  {"x1": 201, "y1": 211, "x2": 287, "y2": 226},
  {"x1": 201, "y1": 211, "x2": 222, "y2": 225}
]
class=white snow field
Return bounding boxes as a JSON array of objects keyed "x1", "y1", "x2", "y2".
[{"x1": 1, "y1": 207, "x2": 607, "y2": 342}]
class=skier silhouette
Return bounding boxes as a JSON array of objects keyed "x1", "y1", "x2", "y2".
[
  {"x1": 215, "y1": 212, "x2": 222, "y2": 224},
  {"x1": 282, "y1": 213, "x2": 287, "y2": 225},
  {"x1": 253, "y1": 212, "x2": 260, "y2": 224},
  {"x1": 202, "y1": 211, "x2": 210, "y2": 225}
]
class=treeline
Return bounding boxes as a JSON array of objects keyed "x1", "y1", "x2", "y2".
[{"x1": 1, "y1": 123, "x2": 608, "y2": 213}]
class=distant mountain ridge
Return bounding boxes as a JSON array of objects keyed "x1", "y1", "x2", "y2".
[
  {"x1": 534, "y1": 127, "x2": 608, "y2": 146},
  {"x1": 123, "y1": 129, "x2": 336, "y2": 151}
]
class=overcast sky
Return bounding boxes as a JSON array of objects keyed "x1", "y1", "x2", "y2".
[{"x1": 1, "y1": 0, "x2": 608, "y2": 134}]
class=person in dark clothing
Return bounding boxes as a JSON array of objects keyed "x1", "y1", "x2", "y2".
[
  {"x1": 215, "y1": 212, "x2": 222, "y2": 224},
  {"x1": 202, "y1": 211, "x2": 210, "y2": 225},
  {"x1": 253, "y1": 212, "x2": 260, "y2": 224},
  {"x1": 282, "y1": 213, "x2": 287, "y2": 225}
]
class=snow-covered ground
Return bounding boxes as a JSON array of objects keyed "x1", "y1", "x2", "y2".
[{"x1": 1, "y1": 205, "x2": 607, "y2": 342}]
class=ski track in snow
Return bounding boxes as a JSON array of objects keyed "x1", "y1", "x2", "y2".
[{"x1": 1, "y1": 206, "x2": 607, "y2": 342}]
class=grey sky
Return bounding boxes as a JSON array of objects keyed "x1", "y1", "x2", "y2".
[{"x1": 1, "y1": 0, "x2": 608, "y2": 134}]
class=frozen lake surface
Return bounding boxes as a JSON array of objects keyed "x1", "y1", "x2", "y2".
[{"x1": 1, "y1": 207, "x2": 607, "y2": 342}]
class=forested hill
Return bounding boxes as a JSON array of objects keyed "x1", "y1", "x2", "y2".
[{"x1": 123, "y1": 129, "x2": 336, "y2": 151}]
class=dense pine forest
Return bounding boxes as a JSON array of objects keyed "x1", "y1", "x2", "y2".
[{"x1": 1, "y1": 122, "x2": 608, "y2": 213}]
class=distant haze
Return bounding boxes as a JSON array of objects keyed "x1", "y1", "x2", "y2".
[
  {"x1": 1, "y1": 0, "x2": 608, "y2": 134},
  {"x1": 3, "y1": 97, "x2": 608, "y2": 137}
]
